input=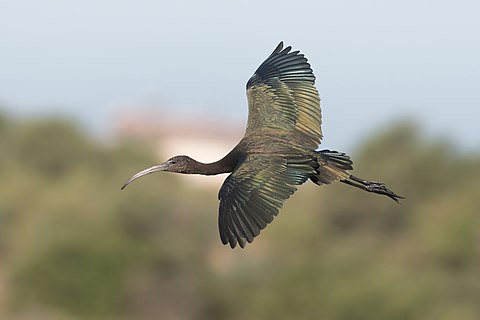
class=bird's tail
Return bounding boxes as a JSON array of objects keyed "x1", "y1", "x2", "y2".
[
  {"x1": 311, "y1": 149, "x2": 353, "y2": 185},
  {"x1": 312, "y1": 149, "x2": 404, "y2": 202}
]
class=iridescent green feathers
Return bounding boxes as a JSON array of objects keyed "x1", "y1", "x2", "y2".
[
  {"x1": 245, "y1": 42, "x2": 322, "y2": 149},
  {"x1": 218, "y1": 42, "x2": 324, "y2": 248},
  {"x1": 218, "y1": 156, "x2": 316, "y2": 248}
]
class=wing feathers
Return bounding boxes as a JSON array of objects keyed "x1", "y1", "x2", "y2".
[
  {"x1": 218, "y1": 155, "x2": 315, "y2": 248},
  {"x1": 245, "y1": 42, "x2": 322, "y2": 147},
  {"x1": 247, "y1": 42, "x2": 315, "y2": 89},
  {"x1": 218, "y1": 43, "x2": 324, "y2": 248}
]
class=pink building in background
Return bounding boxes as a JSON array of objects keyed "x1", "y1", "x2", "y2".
[{"x1": 114, "y1": 110, "x2": 244, "y2": 186}]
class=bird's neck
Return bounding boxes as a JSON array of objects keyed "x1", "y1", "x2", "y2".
[{"x1": 188, "y1": 152, "x2": 240, "y2": 176}]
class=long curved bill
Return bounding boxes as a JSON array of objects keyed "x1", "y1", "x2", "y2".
[{"x1": 121, "y1": 164, "x2": 168, "y2": 190}]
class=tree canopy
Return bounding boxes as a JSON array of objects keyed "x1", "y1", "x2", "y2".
[{"x1": 0, "y1": 114, "x2": 478, "y2": 319}]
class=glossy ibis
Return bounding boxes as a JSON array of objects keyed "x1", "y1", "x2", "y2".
[{"x1": 121, "y1": 42, "x2": 403, "y2": 248}]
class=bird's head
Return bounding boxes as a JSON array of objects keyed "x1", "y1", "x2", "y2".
[{"x1": 121, "y1": 155, "x2": 195, "y2": 190}]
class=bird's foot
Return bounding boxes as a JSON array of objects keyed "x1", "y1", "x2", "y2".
[
  {"x1": 344, "y1": 175, "x2": 405, "y2": 203},
  {"x1": 364, "y1": 181, "x2": 404, "y2": 203}
]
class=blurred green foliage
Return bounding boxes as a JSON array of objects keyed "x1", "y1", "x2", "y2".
[{"x1": 0, "y1": 114, "x2": 479, "y2": 319}]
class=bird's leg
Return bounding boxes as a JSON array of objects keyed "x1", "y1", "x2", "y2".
[{"x1": 341, "y1": 175, "x2": 404, "y2": 203}]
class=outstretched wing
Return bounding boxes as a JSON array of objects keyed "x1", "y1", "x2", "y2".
[
  {"x1": 218, "y1": 155, "x2": 316, "y2": 248},
  {"x1": 245, "y1": 42, "x2": 322, "y2": 148}
]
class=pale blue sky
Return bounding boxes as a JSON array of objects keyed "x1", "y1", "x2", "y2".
[{"x1": 0, "y1": 0, "x2": 479, "y2": 150}]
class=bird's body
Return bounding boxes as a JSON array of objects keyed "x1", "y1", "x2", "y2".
[{"x1": 122, "y1": 42, "x2": 403, "y2": 248}]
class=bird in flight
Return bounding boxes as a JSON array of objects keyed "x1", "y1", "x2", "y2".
[{"x1": 121, "y1": 42, "x2": 403, "y2": 248}]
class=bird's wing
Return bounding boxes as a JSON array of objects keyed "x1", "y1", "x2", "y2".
[
  {"x1": 218, "y1": 154, "x2": 316, "y2": 248},
  {"x1": 245, "y1": 42, "x2": 322, "y2": 148}
]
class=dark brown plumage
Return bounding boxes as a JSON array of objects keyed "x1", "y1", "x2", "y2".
[{"x1": 121, "y1": 42, "x2": 404, "y2": 249}]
